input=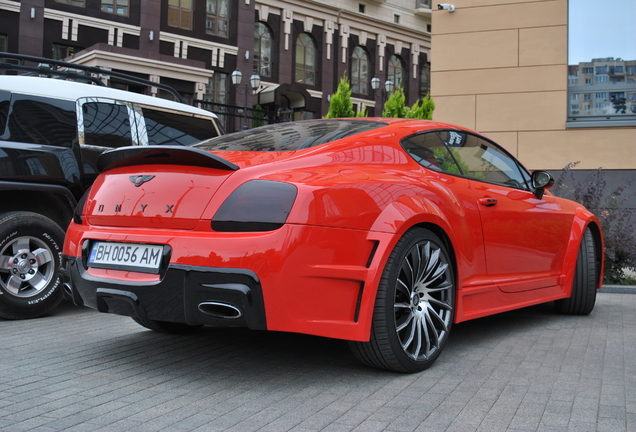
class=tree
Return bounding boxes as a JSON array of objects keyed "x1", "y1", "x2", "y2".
[
  {"x1": 407, "y1": 93, "x2": 435, "y2": 120},
  {"x1": 382, "y1": 87, "x2": 408, "y2": 118},
  {"x1": 381, "y1": 87, "x2": 435, "y2": 120},
  {"x1": 324, "y1": 74, "x2": 355, "y2": 118},
  {"x1": 252, "y1": 104, "x2": 265, "y2": 128}
]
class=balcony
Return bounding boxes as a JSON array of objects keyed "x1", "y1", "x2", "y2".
[{"x1": 415, "y1": 0, "x2": 432, "y2": 16}]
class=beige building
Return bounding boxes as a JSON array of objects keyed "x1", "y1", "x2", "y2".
[{"x1": 430, "y1": 0, "x2": 636, "y2": 183}]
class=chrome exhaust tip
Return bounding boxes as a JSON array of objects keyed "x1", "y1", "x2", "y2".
[{"x1": 198, "y1": 301, "x2": 243, "y2": 319}]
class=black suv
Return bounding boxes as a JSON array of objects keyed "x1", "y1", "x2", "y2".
[{"x1": 0, "y1": 53, "x2": 223, "y2": 319}]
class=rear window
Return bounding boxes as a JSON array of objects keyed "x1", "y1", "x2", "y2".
[
  {"x1": 82, "y1": 102, "x2": 133, "y2": 148},
  {"x1": 142, "y1": 108, "x2": 221, "y2": 146},
  {"x1": 195, "y1": 119, "x2": 387, "y2": 152}
]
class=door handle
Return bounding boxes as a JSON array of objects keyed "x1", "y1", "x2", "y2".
[{"x1": 479, "y1": 198, "x2": 498, "y2": 207}]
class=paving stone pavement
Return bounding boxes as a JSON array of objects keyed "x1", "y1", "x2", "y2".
[{"x1": 1, "y1": 290, "x2": 635, "y2": 432}]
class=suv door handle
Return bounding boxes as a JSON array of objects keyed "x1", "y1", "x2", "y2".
[{"x1": 479, "y1": 198, "x2": 498, "y2": 207}]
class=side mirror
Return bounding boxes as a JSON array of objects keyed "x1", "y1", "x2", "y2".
[{"x1": 531, "y1": 171, "x2": 555, "y2": 199}]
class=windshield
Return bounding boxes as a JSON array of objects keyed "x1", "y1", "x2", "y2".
[{"x1": 195, "y1": 119, "x2": 387, "y2": 152}]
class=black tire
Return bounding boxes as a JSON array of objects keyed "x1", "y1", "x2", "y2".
[
  {"x1": 350, "y1": 228, "x2": 455, "y2": 373},
  {"x1": 555, "y1": 227, "x2": 597, "y2": 315},
  {"x1": 132, "y1": 317, "x2": 203, "y2": 334},
  {"x1": 0, "y1": 212, "x2": 65, "y2": 319}
]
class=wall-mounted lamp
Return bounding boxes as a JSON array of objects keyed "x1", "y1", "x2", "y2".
[
  {"x1": 437, "y1": 3, "x2": 455, "y2": 12},
  {"x1": 149, "y1": 31, "x2": 154, "y2": 41},
  {"x1": 30, "y1": 7, "x2": 36, "y2": 19}
]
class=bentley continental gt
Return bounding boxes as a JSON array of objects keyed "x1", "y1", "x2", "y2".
[{"x1": 60, "y1": 119, "x2": 603, "y2": 372}]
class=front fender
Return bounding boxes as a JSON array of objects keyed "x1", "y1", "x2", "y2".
[{"x1": 561, "y1": 207, "x2": 604, "y2": 292}]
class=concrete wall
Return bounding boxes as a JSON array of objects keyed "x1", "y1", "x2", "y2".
[{"x1": 430, "y1": 0, "x2": 636, "y2": 173}]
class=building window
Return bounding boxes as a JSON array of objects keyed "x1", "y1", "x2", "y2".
[
  {"x1": 206, "y1": 0, "x2": 229, "y2": 38},
  {"x1": 351, "y1": 46, "x2": 369, "y2": 95},
  {"x1": 0, "y1": 34, "x2": 7, "y2": 53},
  {"x1": 295, "y1": 33, "x2": 316, "y2": 85},
  {"x1": 205, "y1": 72, "x2": 229, "y2": 129},
  {"x1": 56, "y1": 0, "x2": 85, "y2": 6},
  {"x1": 254, "y1": 23, "x2": 273, "y2": 78},
  {"x1": 568, "y1": 0, "x2": 636, "y2": 127},
  {"x1": 388, "y1": 55, "x2": 404, "y2": 88},
  {"x1": 52, "y1": 44, "x2": 82, "y2": 60},
  {"x1": 101, "y1": 0, "x2": 128, "y2": 16},
  {"x1": 394, "y1": 14, "x2": 400, "y2": 24},
  {"x1": 359, "y1": 4, "x2": 365, "y2": 13},
  {"x1": 168, "y1": 0, "x2": 193, "y2": 30}
]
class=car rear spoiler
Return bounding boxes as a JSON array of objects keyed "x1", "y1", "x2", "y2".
[{"x1": 97, "y1": 146, "x2": 239, "y2": 172}]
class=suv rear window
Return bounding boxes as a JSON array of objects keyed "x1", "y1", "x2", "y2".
[
  {"x1": 6, "y1": 96, "x2": 76, "y2": 147},
  {"x1": 142, "y1": 107, "x2": 221, "y2": 146},
  {"x1": 196, "y1": 119, "x2": 386, "y2": 152},
  {"x1": 82, "y1": 102, "x2": 133, "y2": 148}
]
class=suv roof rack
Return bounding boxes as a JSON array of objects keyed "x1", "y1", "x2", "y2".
[{"x1": 0, "y1": 52, "x2": 185, "y2": 103}]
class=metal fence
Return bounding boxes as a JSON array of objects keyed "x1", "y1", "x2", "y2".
[{"x1": 195, "y1": 100, "x2": 293, "y2": 133}]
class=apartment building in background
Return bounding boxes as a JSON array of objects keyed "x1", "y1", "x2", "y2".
[
  {"x1": 568, "y1": 58, "x2": 636, "y2": 117},
  {"x1": 0, "y1": 0, "x2": 432, "y2": 131},
  {"x1": 431, "y1": 0, "x2": 636, "y2": 205}
]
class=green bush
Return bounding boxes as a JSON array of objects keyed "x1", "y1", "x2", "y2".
[
  {"x1": 382, "y1": 87, "x2": 435, "y2": 120},
  {"x1": 252, "y1": 104, "x2": 265, "y2": 128},
  {"x1": 324, "y1": 74, "x2": 355, "y2": 118},
  {"x1": 552, "y1": 162, "x2": 636, "y2": 284}
]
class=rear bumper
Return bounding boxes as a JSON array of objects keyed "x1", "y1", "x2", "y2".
[{"x1": 60, "y1": 254, "x2": 267, "y2": 330}]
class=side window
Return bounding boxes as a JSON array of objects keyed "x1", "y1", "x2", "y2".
[
  {"x1": 437, "y1": 131, "x2": 529, "y2": 188},
  {"x1": 6, "y1": 95, "x2": 76, "y2": 147},
  {"x1": 0, "y1": 91, "x2": 10, "y2": 137},
  {"x1": 81, "y1": 101, "x2": 133, "y2": 148},
  {"x1": 141, "y1": 107, "x2": 220, "y2": 146},
  {"x1": 402, "y1": 132, "x2": 462, "y2": 174}
]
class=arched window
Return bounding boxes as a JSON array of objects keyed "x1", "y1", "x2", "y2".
[
  {"x1": 351, "y1": 46, "x2": 369, "y2": 95},
  {"x1": 254, "y1": 23, "x2": 273, "y2": 77},
  {"x1": 388, "y1": 55, "x2": 405, "y2": 88},
  {"x1": 295, "y1": 33, "x2": 317, "y2": 85}
]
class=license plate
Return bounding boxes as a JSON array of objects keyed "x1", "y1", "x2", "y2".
[{"x1": 88, "y1": 242, "x2": 164, "y2": 274}]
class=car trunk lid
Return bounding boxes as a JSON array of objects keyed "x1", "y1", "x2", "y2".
[{"x1": 85, "y1": 146, "x2": 237, "y2": 229}]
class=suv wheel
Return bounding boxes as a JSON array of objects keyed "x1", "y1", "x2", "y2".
[{"x1": 0, "y1": 212, "x2": 65, "y2": 319}]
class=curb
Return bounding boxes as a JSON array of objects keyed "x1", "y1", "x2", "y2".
[{"x1": 599, "y1": 284, "x2": 636, "y2": 294}]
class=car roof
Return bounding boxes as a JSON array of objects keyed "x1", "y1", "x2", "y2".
[{"x1": 0, "y1": 75, "x2": 217, "y2": 118}]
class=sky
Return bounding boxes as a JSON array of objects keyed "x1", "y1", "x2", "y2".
[{"x1": 568, "y1": 0, "x2": 636, "y2": 65}]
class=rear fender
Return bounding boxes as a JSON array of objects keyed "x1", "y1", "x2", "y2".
[
  {"x1": 353, "y1": 195, "x2": 458, "y2": 340},
  {"x1": 369, "y1": 195, "x2": 453, "y2": 237}
]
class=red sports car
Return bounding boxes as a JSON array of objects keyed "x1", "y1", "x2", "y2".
[{"x1": 61, "y1": 118, "x2": 603, "y2": 372}]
